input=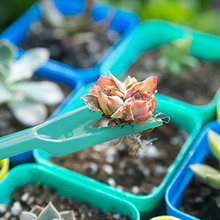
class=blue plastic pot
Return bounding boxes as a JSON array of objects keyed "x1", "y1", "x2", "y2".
[
  {"x1": 0, "y1": 164, "x2": 140, "y2": 220},
  {"x1": 166, "y1": 121, "x2": 220, "y2": 220},
  {"x1": 0, "y1": 0, "x2": 139, "y2": 83},
  {"x1": 34, "y1": 81, "x2": 203, "y2": 219},
  {"x1": 9, "y1": 50, "x2": 84, "y2": 167}
]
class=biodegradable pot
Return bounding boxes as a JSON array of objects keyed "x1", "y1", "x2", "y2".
[
  {"x1": 0, "y1": 0, "x2": 139, "y2": 83},
  {"x1": 34, "y1": 82, "x2": 203, "y2": 219},
  {"x1": 150, "y1": 216, "x2": 181, "y2": 220},
  {"x1": 0, "y1": 159, "x2": 9, "y2": 180},
  {"x1": 0, "y1": 164, "x2": 140, "y2": 220},
  {"x1": 165, "y1": 121, "x2": 220, "y2": 220},
  {"x1": 0, "y1": 49, "x2": 84, "y2": 166},
  {"x1": 100, "y1": 20, "x2": 220, "y2": 124}
]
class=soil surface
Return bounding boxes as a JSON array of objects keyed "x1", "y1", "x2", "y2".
[
  {"x1": 51, "y1": 123, "x2": 187, "y2": 195},
  {"x1": 123, "y1": 50, "x2": 220, "y2": 105},
  {"x1": 0, "y1": 184, "x2": 130, "y2": 220},
  {"x1": 0, "y1": 77, "x2": 71, "y2": 137},
  {"x1": 21, "y1": 19, "x2": 119, "y2": 69},
  {"x1": 180, "y1": 157, "x2": 220, "y2": 219}
]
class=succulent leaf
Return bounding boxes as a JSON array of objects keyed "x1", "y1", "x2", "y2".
[
  {"x1": 6, "y1": 48, "x2": 49, "y2": 84},
  {"x1": 0, "y1": 40, "x2": 15, "y2": 66},
  {"x1": 20, "y1": 212, "x2": 38, "y2": 220},
  {"x1": 81, "y1": 94, "x2": 101, "y2": 112},
  {"x1": 19, "y1": 203, "x2": 75, "y2": 220},
  {"x1": 30, "y1": 206, "x2": 44, "y2": 216},
  {"x1": 10, "y1": 81, "x2": 64, "y2": 106},
  {"x1": 189, "y1": 164, "x2": 220, "y2": 184},
  {"x1": 206, "y1": 174, "x2": 220, "y2": 190},
  {"x1": 217, "y1": 101, "x2": 220, "y2": 121},
  {"x1": 40, "y1": 0, "x2": 64, "y2": 28},
  {"x1": 82, "y1": 72, "x2": 158, "y2": 127},
  {"x1": 157, "y1": 37, "x2": 198, "y2": 75},
  {"x1": 8, "y1": 101, "x2": 47, "y2": 126},
  {"x1": 208, "y1": 130, "x2": 220, "y2": 160},
  {"x1": 38, "y1": 202, "x2": 60, "y2": 220},
  {"x1": 0, "y1": 84, "x2": 12, "y2": 104}
]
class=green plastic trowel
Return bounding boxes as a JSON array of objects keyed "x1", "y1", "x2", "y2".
[{"x1": 0, "y1": 106, "x2": 162, "y2": 160}]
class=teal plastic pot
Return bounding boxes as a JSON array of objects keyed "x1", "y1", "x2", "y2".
[
  {"x1": 101, "y1": 20, "x2": 220, "y2": 124},
  {"x1": 0, "y1": 164, "x2": 140, "y2": 220},
  {"x1": 34, "y1": 82, "x2": 202, "y2": 219}
]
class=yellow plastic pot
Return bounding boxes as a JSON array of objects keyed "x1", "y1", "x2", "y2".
[
  {"x1": 150, "y1": 216, "x2": 181, "y2": 220},
  {"x1": 0, "y1": 159, "x2": 9, "y2": 180}
]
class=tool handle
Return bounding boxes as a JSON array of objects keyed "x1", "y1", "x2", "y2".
[{"x1": 0, "y1": 128, "x2": 37, "y2": 160}]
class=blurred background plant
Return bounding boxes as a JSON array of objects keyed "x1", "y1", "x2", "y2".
[
  {"x1": 1, "y1": 0, "x2": 220, "y2": 35},
  {"x1": 100, "y1": 0, "x2": 220, "y2": 35}
]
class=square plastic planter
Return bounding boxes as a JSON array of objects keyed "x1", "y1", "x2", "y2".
[
  {"x1": 0, "y1": 159, "x2": 9, "y2": 181},
  {"x1": 100, "y1": 20, "x2": 220, "y2": 124},
  {"x1": 34, "y1": 82, "x2": 203, "y2": 219},
  {"x1": 5, "y1": 49, "x2": 85, "y2": 166},
  {"x1": 0, "y1": 0, "x2": 139, "y2": 83},
  {"x1": 166, "y1": 121, "x2": 220, "y2": 220},
  {"x1": 0, "y1": 164, "x2": 140, "y2": 220}
]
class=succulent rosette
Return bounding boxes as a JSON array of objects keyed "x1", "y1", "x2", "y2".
[{"x1": 81, "y1": 72, "x2": 157, "y2": 128}]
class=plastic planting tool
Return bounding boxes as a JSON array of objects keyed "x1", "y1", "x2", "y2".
[{"x1": 0, "y1": 106, "x2": 162, "y2": 161}]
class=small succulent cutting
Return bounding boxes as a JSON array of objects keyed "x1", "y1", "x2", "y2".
[
  {"x1": 81, "y1": 72, "x2": 157, "y2": 128},
  {"x1": 190, "y1": 130, "x2": 220, "y2": 206},
  {"x1": 20, "y1": 202, "x2": 75, "y2": 220},
  {"x1": 0, "y1": 40, "x2": 64, "y2": 126},
  {"x1": 157, "y1": 37, "x2": 198, "y2": 75}
]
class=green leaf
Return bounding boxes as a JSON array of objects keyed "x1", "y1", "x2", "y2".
[
  {"x1": 38, "y1": 202, "x2": 61, "y2": 220},
  {"x1": 20, "y1": 212, "x2": 37, "y2": 220},
  {"x1": 217, "y1": 102, "x2": 220, "y2": 121},
  {"x1": 6, "y1": 48, "x2": 49, "y2": 84},
  {"x1": 0, "y1": 40, "x2": 15, "y2": 66},
  {"x1": 40, "y1": 0, "x2": 64, "y2": 28},
  {"x1": 0, "y1": 84, "x2": 12, "y2": 104},
  {"x1": 189, "y1": 164, "x2": 220, "y2": 184},
  {"x1": 10, "y1": 81, "x2": 64, "y2": 106},
  {"x1": 208, "y1": 129, "x2": 220, "y2": 160},
  {"x1": 8, "y1": 100, "x2": 47, "y2": 126},
  {"x1": 206, "y1": 174, "x2": 220, "y2": 190}
]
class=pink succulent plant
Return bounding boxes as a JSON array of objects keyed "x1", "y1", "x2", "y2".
[{"x1": 81, "y1": 72, "x2": 157, "y2": 127}]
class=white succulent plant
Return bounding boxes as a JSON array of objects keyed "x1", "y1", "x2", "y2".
[
  {"x1": 0, "y1": 40, "x2": 65, "y2": 126},
  {"x1": 20, "y1": 202, "x2": 75, "y2": 220}
]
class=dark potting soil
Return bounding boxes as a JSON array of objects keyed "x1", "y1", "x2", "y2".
[
  {"x1": 51, "y1": 123, "x2": 187, "y2": 195},
  {"x1": 180, "y1": 157, "x2": 220, "y2": 219},
  {"x1": 0, "y1": 77, "x2": 72, "y2": 137},
  {"x1": 21, "y1": 20, "x2": 119, "y2": 69},
  {"x1": 0, "y1": 184, "x2": 130, "y2": 220},
  {"x1": 123, "y1": 50, "x2": 220, "y2": 106}
]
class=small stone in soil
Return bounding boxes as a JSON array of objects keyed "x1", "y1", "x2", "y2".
[
  {"x1": 103, "y1": 164, "x2": 114, "y2": 175},
  {"x1": 0, "y1": 184, "x2": 130, "y2": 220},
  {"x1": 153, "y1": 165, "x2": 167, "y2": 177}
]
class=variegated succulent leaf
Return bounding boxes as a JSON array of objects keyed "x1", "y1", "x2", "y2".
[
  {"x1": 19, "y1": 202, "x2": 75, "y2": 220},
  {"x1": 208, "y1": 129, "x2": 220, "y2": 160},
  {"x1": 40, "y1": 0, "x2": 64, "y2": 28},
  {"x1": 0, "y1": 40, "x2": 16, "y2": 67},
  {"x1": 81, "y1": 72, "x2": 157, "y2": 127},
  {"x1": 190, "y1": 130, "x2": 220, "y2": 207},
  {"x1": 157, "y1": 37, "x2": 198, "y2": 75},
  {"x1": 189, "y1": 164, "x2": 220, "y2": 184},
  {"x1": 0, "y1": 40, "x2": 64, "y2": 126}
]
